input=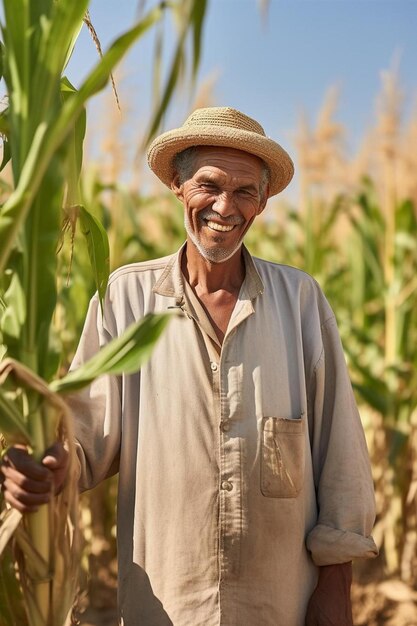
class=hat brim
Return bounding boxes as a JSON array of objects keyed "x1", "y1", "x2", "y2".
[{"x1": 147, "y1": 126, "x2": 294, "y2": 197}]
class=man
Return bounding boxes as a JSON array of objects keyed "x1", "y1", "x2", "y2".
[{"x1": 1, "y1": 107, "x2": 377, "y2": 625}]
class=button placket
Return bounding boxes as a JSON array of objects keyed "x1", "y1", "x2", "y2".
[
  {"x1": 220, "y1": 420, "x2": 230, "y2": 433},
  {"x1": 218, "y1": 339, "x2": 244, "y2": 584}
]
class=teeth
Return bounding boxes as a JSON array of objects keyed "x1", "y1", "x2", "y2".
[{"x1": 206, "y1": 220, "x2": 235, "y2": 232}]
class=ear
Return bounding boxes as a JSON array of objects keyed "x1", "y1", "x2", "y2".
[{"x1": 171, "y1": 173, "x2": 183, "y2": 201}]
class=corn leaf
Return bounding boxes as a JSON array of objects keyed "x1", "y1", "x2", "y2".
[
  {"x1": 0, "y1": 541, "x2": 27, "y2": 626},
  {"x1": 24, "y1": 168, "x2": 63, "y2": 378},
  {"x1": 151, "y1": 20, "x2": 164, "y2": 108},
  {"x1": 352, "y1": 382, "x2": 389, "y2": 416},
  {"x1": 143, "y1": 0, "x2": 208, "y2": 146},
  {"x1": 0, "y1": 391, "x2": 32, "y2": 445},
  {"x1": 50, "y1": 313, "x2": 170, "y2": 394},
  {"x1": 0, "y1": 2, "x2": 165, "y2": 275},
  {"x1": 14, "y1": 524, "x2": 50, "y2": 581},
  {"x1": 0, "y1": 107, "x2": 9, "y2": 137},
  {"x1": 143, "y1": 25, "x2": 186, "y2": 146},
  {"x1": 1, "y1": 0, "x2": 89, "y2": 178},
  {"x1": 190, "y1": 0, "x2": 207, "y2": 78},
  {"x1": 78, "y1": 206, "x2": 110, "y2": 312},
  {"x1": 0, "y1": 507, "x2": 22, "y2": 557},
  {"x1": 0, "y1": 272, "x2": 26, "y2": 340},
  {"x1": 0, "y1": 139, "x2": 11, "y2": 172},
  {"x1": 60, "y1": 76, "x2": 86, "y2": 207},
  {"x1": 62, "y1": 15, "x2": 85, "y2": 72}
]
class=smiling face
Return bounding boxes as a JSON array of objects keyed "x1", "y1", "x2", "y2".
[{"x1": 171, "y1": 146, "x2": 268, "y2": 263}]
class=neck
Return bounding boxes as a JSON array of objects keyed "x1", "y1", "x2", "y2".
[{"x1": 182, "y1": 239, "x2": 245, "y2": 294}]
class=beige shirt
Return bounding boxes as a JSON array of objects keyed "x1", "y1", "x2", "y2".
[{"x1": 69, "y1": 244, "x2": 377, "y2": 626}]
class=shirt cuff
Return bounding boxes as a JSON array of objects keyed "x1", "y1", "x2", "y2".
[{"x1": 306, "y1": 523, "x2": 379, "y2": 566}]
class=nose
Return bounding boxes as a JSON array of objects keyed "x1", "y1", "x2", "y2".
[{"x1": 212, "y1": 191, "x2": 234, "y2": 216}]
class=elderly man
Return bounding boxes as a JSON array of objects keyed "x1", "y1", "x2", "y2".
[{"x1": 1, "y1": 107, "x2": 377, "y2": 625}]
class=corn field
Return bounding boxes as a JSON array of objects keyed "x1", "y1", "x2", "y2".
[
  {"x1": 60, "y1": 71, "x2": 416, "y2": 624},
  {"x1": 0, "y1": 1, "x2": 416, "y2": 624}
]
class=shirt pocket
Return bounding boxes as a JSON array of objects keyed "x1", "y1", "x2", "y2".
[{"x1": 260, "y1": 416, "x2": 305, "y2": 498}]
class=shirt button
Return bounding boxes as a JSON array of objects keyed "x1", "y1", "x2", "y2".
[
  {"x1": 220, "y1": 420, "x2": 230, "y2": 432},
  {"x1": 210, "y1": 362, "x2": 218, "y2": 372},
  {"x1": 221, "y1": 480, "x2": 233, "y2": 491}
]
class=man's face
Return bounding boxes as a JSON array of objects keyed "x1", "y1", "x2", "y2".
[{"x1": 172, "y1": 146, "x2": 268, "y2": 263}]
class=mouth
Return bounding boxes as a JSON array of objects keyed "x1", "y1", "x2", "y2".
[{"x1": 205, "y1": 220, "x2": 237, "y2": 232}]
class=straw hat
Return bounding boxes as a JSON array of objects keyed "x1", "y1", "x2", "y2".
[{"x1": 147, "y1": 106, "x2": 294, "y2": 197}]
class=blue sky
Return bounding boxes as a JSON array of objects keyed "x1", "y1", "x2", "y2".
[{"x1": 67, "y1": 0, "x2": 417, "y2": 175}]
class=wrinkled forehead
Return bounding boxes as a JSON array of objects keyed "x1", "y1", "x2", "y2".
[{"x1": 192, "y1": 146, "x2": 264, "y2": 178}]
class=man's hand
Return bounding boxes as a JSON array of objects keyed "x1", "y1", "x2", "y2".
[
  {"x1": 305, "y1": 562, "x2": 353, "y2": 626},
  {"x1": 0, "y1": 443, "x2": 69, "y2": 513}
]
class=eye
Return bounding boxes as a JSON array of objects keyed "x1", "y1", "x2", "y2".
[
  {"x1": 237, "y1": 188, "x2": 256, "y2": 198},
  {"x1": 200, "y1": 182, "x2": 218, "y2": 193}
]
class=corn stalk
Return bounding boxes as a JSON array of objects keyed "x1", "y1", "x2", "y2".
[
  {"x1": 0, "y1": 1, "x2": 208, "y2": 623},
  {"x1": 343, "y1": 180, "x2": 417, "y2": 579}
]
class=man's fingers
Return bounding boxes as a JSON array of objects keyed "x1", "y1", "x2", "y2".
[
  {"x1": 3, "y1": 447, "x2": 51, "y2": 481},
  {"x1": 1, "y1": 464, "x2": 53, "y2": 494},
  {"x1": 41, "y1": 443, "x2": 69, "y2": 494},
  {"x1": 2, "y1": 489, "x2": 35, "y2": 513},
  {"x1": 0, "y1": 443, "x2": 69, "y2": 509},
  {"x1": 42, "y1": 456, "x2": 60, "y2": 470},
  {"x1": 2, "y1": 476, "x2": 52, "y2": 510},
  {"x1": 42, "y1": 443, "x2": 68, "y2": 470},
  {"x1": 0, "y1": 446, "x2": 54, "y2": 512},
  {"x1": 2, "y1": 489, "x2": 44, "y2": 513}
]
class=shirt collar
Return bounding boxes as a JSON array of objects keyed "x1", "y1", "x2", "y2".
[{"x1": 152, "y1": 242, "x2": 264, "y2": 302}]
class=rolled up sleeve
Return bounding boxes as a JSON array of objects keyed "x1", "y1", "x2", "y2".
[{"x1": 306, "y1": 315, "x2": 378, "y2": 566}]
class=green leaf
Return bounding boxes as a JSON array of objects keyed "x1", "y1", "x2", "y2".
[
  {"x1": 0, "y1": 390, "x2": 32, "y2": 445},
  {"x1": 142, "y1": 0, "x2": 209, "y2": 146},
  {"x1": 190, "y1": 0, "x2": 208, "y2": 78},
  {"x1": 24, "y1": 164, "x2": 63, "y2": 377},
  {"x1": 0, "y1": 138, "x2": 11, "y2": 172},
  {"x1": 151, "y1": 20, "x2": 164, "y2": 108},
  {"x1": 352, "y1": 382, "x2": 389, "y2": 416},
  {"x1": 0, "y1": 41, "x2": 4, "y2": 81},
  {"x1": 0, "y1": 538, "x2": 27, "y2": 625},
  {"x1": 0, "y1": 3, "x2": 165, "y2": 275},
  {"x1": 0, "y1": 272, "x2": 26, "y2": 340},
  {"x1": 61, "y1": 76, "x2": 86, "y2": 198},
  {"x1": 143, "y1": 26, "x2": 185, "y2": 146},
  {"x1": 27, "y1": 1, "x2": 89, "y2": 136},
  {"x1": 0, "y1": 105, "x2": 9, "y2": 137},
  {"x1": 62, "y1": 13, "x2": 85, "y2": 71},
  {"x1": 0, "y1": 121, "x2": 49, "y2": 274},
  {"x1": 50, "y1": 313, "x2": 170, "y2": 394},
  {"x1": 388, "y1": 427, "x2": 409, "y2": 467},
  {"x1": 78, "y1": 205, "x2": 110, "y2": 312}
]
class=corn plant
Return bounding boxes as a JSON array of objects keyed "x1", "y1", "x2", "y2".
[
  {"x1": 0, "y1": 1, "x2": 208, "y2": 624},
  {"x1": 291, "y1": 79, "x2": 417, "y2": 584},
  {"x1": 339, "y1": 180, "x2": 417, "y2": 581}
]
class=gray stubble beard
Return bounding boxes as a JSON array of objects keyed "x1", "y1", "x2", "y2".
[{"x1": 184, "y1": 212, "x2": 245, "y2": 264}]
